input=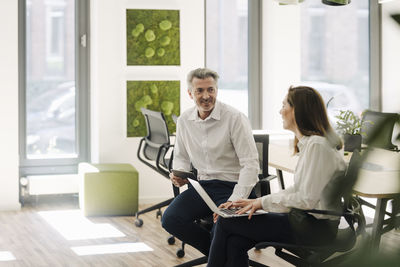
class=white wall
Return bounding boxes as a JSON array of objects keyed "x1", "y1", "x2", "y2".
[
  {"x1": 91, "y1": 0, "x2": 204, "y2": 203},
  {"x1": 381, "y1": 1, "x2": 400, "y2": 113},
  {"x1": 0, "y1": 0, "x2": 21, "y2": 211},
  {"x1": 262, "y1": 1, "x2": 301, "y2": 132}
]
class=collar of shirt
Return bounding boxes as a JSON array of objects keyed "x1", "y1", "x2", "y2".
[
  {"x1": 188, "y1": 100, "x2": 221, "y2": 122},
  {"x1": 297, "y1": 135, "x2": 309, "y2": 153}
]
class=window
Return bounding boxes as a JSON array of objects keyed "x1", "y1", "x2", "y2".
[
  {"x1": 261, "y1": 1, "x2": 372, "y2": 132},
  {"x1": 19, "y1": 0, "x2": 89, "y2": 175},
  {"x1": 46, "y1": 5, "x2": 66, "y2": 76},
  {"x1": 300, "y1": 0, "x2": 370, "y2": 122},
  {"x1": 205, "y1": 0, "x2": 249, "y2": 116}
]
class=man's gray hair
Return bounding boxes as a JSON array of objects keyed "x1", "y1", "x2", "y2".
[{"x1": 187, "y1": 68, "x2": 219, "y2": 90}]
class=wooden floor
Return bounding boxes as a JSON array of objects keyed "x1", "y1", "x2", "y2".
[
  {"x1": 0, "y1": 195, "x2": 289, "y2": 267},
  {"x1": 0, "y1": 195, "x2": 399, "y2": 267}
]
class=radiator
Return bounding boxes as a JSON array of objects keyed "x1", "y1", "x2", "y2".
[{"x1": 23, "y1": 174, "x2": 79, "y2": 195}]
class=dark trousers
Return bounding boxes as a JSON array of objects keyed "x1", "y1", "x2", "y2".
[
  {"x1": 207, "y1": 212, "x2": 295, "y2": 267},
  {"x1": 161, "y1": 180, "x2": 237, "y2": 256}
]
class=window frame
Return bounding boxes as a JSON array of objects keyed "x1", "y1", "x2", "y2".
[
  {"x1": 248, "y1": 0, "x2": 262, "y2": 129},
  {"x1": 369, "y1": 0, "x2": 382, "y2": 111},
  {"x1": 18, "y1": 0, "x2": 90, "y2": 176}
]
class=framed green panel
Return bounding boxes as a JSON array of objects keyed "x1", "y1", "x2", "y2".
[
  {"x1": 126, "y1": 9, "x2": 180, "y2": 65},
  {"x1": 127, "y1": 80, "x2": 180, "y2": 137}
]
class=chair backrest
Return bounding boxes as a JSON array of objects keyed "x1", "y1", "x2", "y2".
[
  {"x1": 361, "y1": 110, "x2": 399, "y2": 150},
  {"x1": 140, "y1": 108, "x2": 171, "y2": 163},
  {"x1": 253, "y1": 133, "x2": 271, "y2": 180},
  {"x1": 321, "y1": 149, "x2": 362, "y2": 213}
]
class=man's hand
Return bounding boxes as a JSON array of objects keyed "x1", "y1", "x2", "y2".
[
  {"x1": 232, "y1": 198, "x2": 262, "y2": 220},
  {"x1": 213, "y1": 201, "x2": 233, "y2": 223},
  {"x1": 169, "y1": 172, "x2": 189, "y2": 187}
]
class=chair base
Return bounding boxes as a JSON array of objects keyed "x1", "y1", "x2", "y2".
[
  {"x1": 134, "y1": 197, "x2": 174, "y2": 226},
  {"x1": 174, "y1": 256, "x2": 207, "y2": 267}
]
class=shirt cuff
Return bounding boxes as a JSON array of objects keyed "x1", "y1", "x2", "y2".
[
  {"x1": 261, "y1": 195, "x2": 271, "y2": 211},
  {"x1": 261, "y1": 194, "x2": 290, "y2": 213},
  {"x1": 228, "y1": 184, "x2": 253, "y2": 202}
]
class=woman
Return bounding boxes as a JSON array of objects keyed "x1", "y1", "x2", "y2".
[{"x1": 207, "y1": 86, "x2": 347, "y2": 267}]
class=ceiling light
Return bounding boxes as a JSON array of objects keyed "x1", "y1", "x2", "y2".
[
  {"x1": 275, "y1": 0, "x2": 304, "y2": 5},
  {"x1": 322, "y1": 0, "x2": 351, "y2": 5}
]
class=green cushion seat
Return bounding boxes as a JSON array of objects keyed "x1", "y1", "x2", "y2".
[{"x1": 79, "y1": 163, "x2": 139, "y2": 216}]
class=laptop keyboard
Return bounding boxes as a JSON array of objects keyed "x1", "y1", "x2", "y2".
[{"x1": 221, "y1": 208, "x2": 240, "y2": 215}]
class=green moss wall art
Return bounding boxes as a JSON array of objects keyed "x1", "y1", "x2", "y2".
[
  {"x1": 126, "y1": 9, "x2": 180, "y2": 65},
  {"x1": 127, "y1": 81, "x2": 180, "y2": 137}
]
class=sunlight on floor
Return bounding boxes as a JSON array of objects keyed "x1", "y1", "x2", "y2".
[
  {"x1": 0, "y1": 251, "x2": 16, "y2": 261},
  {"x1": 71, "y1": 242, "x2": 153, "y2": 256},
  {"x1": 38, "y1": 210, "x2": 125, "y2": 240}
]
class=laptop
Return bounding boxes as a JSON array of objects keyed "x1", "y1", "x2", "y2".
[{"x1": 187, "y1": 178, "x2": 267, "y2": 218}]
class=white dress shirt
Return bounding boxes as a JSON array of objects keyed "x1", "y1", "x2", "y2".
[
  {"x1": 173, "y1": 101, "x2": 259, "y2": 201},
  {"x1": 261, "y1": 135, "x2": 346, "y2": 219}
]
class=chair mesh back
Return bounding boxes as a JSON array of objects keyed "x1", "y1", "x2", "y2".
[
  {"x1": 361, "y1": 110, "x2": 398, "y2": 149},
  {"x1": 141, "y1": 108, "x2": 170, "y2": 161}
]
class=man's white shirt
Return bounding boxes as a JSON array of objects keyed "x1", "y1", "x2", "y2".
[{"x1": 173, "y1": 101, "x2": 259, "y2": 201}]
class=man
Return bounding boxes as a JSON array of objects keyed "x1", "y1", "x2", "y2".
[{"x1": 161, "y1": 68, "x2": 259, "y2": 256}]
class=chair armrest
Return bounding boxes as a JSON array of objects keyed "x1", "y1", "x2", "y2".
[
  {"x1": 144, "y1": 137, "x2": 165, "y2": 148},
  {"x1": 254, "y1": 175, "x2": 278, "y2": 197},
  {"x1": 265, "y1": 175, "x2": 278, "y2": 182},
  {"x1": 137, "y1": 138, "x2": 173, "y2": 178},
  {"x1": 156, "y1": 144, "x2": 174, "y2": 174},
  {"x1": 301, "y1": 208, "x2": 343, "y2": 217},
  {"x1": 292, "y1": 206, "x2": 365, "y2": 234}
]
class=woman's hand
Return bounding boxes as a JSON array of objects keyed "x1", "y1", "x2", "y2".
[
  {"x1": 232, "y1": 198, "x2": 263, "y2": 220},
  {"x1": 169, "y1": 172, "x2": 188, "y2": 187},
  {"x1": 213, "y1": 201, "x2": 233, "y2": 223}
]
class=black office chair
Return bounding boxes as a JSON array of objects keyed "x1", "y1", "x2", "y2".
[
  {"x1": 249, "y1": 150, "x2": 367, "y2": 267},
  {"x1": 174, "y1": 133, "x2": 276, "y2": 267},
  {"x1": 359, "y1": 110, "x2": 400, "y2": 232},
  {"x1": 253, "y1": 133, "x2": 284, "y2": 196},
  {"x1": 135, "y1": 108, "x2": 179, "y2": 229},
  {"x1": 361, "y1": 110, "x2": 399, "y2": 151}
]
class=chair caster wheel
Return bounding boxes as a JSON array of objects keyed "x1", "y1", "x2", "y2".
[
  {"x1": 156, "y1": 209, "x2": 162, "y2": 219},
  {"x1": 167, "y1": 236, "x2": 175, "y2": 245},
  {"x1": 177, "y1": 248, "x2": 185, "y2": 258},
  {"x1": 135, "y1": 218, "x2": 143, "y2": 227}
]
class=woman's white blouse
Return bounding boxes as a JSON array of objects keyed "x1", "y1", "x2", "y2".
[{"x1": 261, "y1": 135, "x2": 346, "y2": 218}]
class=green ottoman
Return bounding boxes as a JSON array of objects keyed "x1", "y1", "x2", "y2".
[{"x1": 79, "y1": 163, "x2": 139, "y2": 216}]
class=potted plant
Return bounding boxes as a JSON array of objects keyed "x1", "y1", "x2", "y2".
[{"x1": 335, "y1": 110, "x2": 363, "y2": 152}]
